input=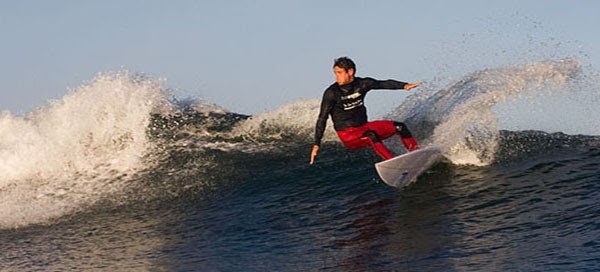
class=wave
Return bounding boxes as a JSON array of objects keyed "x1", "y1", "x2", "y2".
[
  {"x1": 387, "y1": 58, "x2": 584, "y2": 165},
  {"x1": 495, "y1": 130, "x2": 600, "y2": 163},
  {"x1": 0, "y1": 72, "x2": 170, "y2": 228},
  {"x1": 231, "y1": 99, "x2": 336, "y2": 143},
  {"x1": 1, "y1": 58, "x2": 596, "y2": 228}
]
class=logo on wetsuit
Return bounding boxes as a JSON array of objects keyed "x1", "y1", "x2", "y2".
[{"x1": 341, "y1": 90, "x2": 364, "y2": 111}]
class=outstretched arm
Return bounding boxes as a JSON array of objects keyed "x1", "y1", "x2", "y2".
[{"x1": 363, "y1": 78, "x2": 421, "y2": 91}]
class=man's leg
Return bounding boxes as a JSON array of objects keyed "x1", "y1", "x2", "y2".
[
  {"x1": 336, "y1": 124, "x2": 397, "y2": 160},
  {"x1": 362, "y1": 130, "x2": 394, "y2": 160},
  {"x1": 364, "y1": 120, "x2": 420, "y2": 152},
  {"x1": 393, "y1": 122, "x2": 420, "y2": 152}
]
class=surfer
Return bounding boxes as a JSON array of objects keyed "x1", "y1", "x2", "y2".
[{"x1": 310, "y1": 57, "x2": 421, "y2": 164}]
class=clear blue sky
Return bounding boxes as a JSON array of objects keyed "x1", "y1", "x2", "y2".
[{"x1": 2, "y1": 0, "x2": 600, "y2": 116}]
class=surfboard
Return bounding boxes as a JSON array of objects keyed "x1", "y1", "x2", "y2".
[{"x1": 375, "y1": 145, "x2": 442, "y2": 188}]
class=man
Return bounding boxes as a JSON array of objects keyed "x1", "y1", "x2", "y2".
[{"x1": 310, "y1": 57, "x2": 421, "y2": 165}]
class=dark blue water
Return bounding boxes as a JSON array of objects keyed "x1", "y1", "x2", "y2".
[
  {"x1": 2, "y1": 139, "x2": 599, "y2": 271},
  {"x1": 2, "y1": 59, "x2": 600, "y2": 271}
]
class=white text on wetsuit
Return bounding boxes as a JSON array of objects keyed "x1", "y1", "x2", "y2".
[{"x1": 341, "y1": 91, "x2": 364, "y2": 111}]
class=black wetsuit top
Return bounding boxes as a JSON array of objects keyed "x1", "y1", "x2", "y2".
[{"x1": 314, "y1": 77, "x2": 407, "y2": 146}]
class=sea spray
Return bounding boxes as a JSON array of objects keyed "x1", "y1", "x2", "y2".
[
  {"x1": 232, "y1": 99, "x2": 336, "y2": 144},
  {"x1": 388, "y1": 58, "x2": 582, "y2": 165},
  {"x1": 0, "y1": 72, "x2": 169, "y2": 228}
]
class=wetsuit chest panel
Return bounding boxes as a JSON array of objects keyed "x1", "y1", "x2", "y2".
[
  {"x1": 330, "y1": 82, "x2": 369, "y2": 130},
  {"x1": 339, "y1": 84, "x2": 366, "y2": 111}
]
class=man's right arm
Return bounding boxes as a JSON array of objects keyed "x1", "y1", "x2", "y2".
[
  {"x1": 311, "y1": 88, "x2": 335, "y2": 164},
  {"x1": 314, "y1": 89, "x2": 335, "y2": 146}
]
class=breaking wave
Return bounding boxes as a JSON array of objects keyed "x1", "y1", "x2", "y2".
[
  {"x1": 1, "y1": 58, "x2": 598, "y2": 228},
  {"x1": 0, "y1": 73, "x2": 169, "y2": 228},
  {"x1": 388, "y1": 58, "x2": 586, "y2": 165}
]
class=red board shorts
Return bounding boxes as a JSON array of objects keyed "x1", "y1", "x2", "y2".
[{"x1": 336, "y1": 120, "x2": 397, "y2": 149}]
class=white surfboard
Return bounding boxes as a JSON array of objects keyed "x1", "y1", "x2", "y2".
[{"x1": 375, "y1": 145, "x2": 442, "y2": 188}]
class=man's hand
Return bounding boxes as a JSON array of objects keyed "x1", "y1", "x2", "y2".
[
  {"x1": 310, "y1": 145, "x2": 319, "y2": 165},
  {"x1": 404, "y1": 82, "x2": 421, "y2": 91}
]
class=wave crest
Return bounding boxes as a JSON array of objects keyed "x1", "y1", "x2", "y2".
[
  {"x1": 0, "y1": 72, "x2": 169, "y2": 228},
  {"x1": 389, "y1": 58, "x2": 582, "y2": 165}
]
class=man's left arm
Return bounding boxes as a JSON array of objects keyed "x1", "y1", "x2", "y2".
[{"x1": 364, "y1": 77, "x2": 421, "y2": 91}]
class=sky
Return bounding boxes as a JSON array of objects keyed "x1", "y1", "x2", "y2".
[{"x1": 1, "y1": 0, "x2": 600, "y2": 117}]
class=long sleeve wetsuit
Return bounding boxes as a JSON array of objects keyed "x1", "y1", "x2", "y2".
[{"x1": 313, "y1": 77, "x2": 407, "y2": 146}]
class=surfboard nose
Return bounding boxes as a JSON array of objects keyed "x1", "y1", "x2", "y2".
[{"x1": 375, "y1": 146, "x2": 442, "y2": 188}]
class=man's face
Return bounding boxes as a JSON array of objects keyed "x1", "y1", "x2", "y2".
[{"x1": 334, "y1": 66, "x2": 354, "y2": 85}]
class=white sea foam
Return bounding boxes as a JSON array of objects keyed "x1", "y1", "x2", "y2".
[
  {"x1": 389, "y1": 58, "x2": 583, "y2": 166},
  {"x1": 0, "y1": 72, "x2": 169, "y2": 228},
  {"x1": 232, "y1": 99, "x2": 337, "y2": 143}
]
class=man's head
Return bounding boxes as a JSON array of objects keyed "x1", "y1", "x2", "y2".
[{"x1": 333, "y1": 57, "x2": 355, "y2": 85}]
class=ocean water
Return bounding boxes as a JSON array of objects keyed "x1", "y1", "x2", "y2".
[{"x1": 1, "y1": 60, "x2": 600, "y2": 271}]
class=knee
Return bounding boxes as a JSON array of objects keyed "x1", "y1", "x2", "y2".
[
  {"x1": 362, "y1": 130, "x2": 382, "y2": 143},
  {"x1": 393, "y1": 122, "x2": 413, "y2": 138}
]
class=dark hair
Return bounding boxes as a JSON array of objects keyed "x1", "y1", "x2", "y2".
[{"x1": 333, "y1": 57, "x2": 356, "y2": 73}]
